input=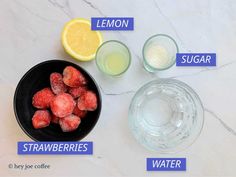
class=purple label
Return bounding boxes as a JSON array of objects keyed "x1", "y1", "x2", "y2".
[
  {"x1": 18, "y1": 142, "x2": 93, "y2": 155},
  {"x1": 176, "y1": 53, "x2": 216, "y2": 66},
  {"x1": 91, "y1": 17, "x2": 134, "y2": 31},
  {"x1": 147, "y1": 158, "x2": 186, "y2": 171}
]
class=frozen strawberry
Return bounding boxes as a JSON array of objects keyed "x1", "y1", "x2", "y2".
[
  {"x1": 63, "y1": 66, "x2": 87, "y2": 87},
  {"x1": 59, "y1": 114, "x2": 81, "y2": 132},
  {"x1": 32, "y1": 110, "x2": 51, "y2": 129},
  {"x1": 50, "y1": 72, "x2": 67, "y2": 95},
  {"x1": 32, "y1": 88, "x2": 54, "y2": 109},
  {"x1": 50, "y1": 93, "x2": 75, "y2": 118},
  {"x1": 77, "y1": 91, "x2": 97, "y2": 111},
  {"x1": 73, "y1": 106, "x2": 87, "y2": 118},
  {"x1": 51, "y1": 114, "x2": 59, "y2": 124},
  {"x1": 68, "y1": 86, "x2": 87, "y2": 98}
]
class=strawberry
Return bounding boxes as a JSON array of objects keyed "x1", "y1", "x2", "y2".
[
  {"x1": 73, "y1": 106, "x2": 87, "y2": 118},
  {"x1": 50, "y1": 72, "x2": 67, "y2": 95},
  {"x1": 32, "y1": 88, "x2": 54, "y2": 109},
  {"x1": 77, "y1": 91, "x2": 97, "y2": 111},
  {"x1": 59, "y1": 114, "x2": 81, "y2": 132},
  {"x1": 32, "y1": 110, "x2": 51, "y2": 129},
  {"x1": 50, "y1": 93, "x2": 75, "y2": 118},
  {"x1": 63, "y1": 66, "x2": 87, "y2": 87},
  {"x1": 68, "y1": 86, "x2": 87, "y2": 99}
]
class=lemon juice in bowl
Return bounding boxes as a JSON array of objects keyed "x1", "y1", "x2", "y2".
[{"x1": 96, "y1": 40, "x2": 131, "y2": 76}]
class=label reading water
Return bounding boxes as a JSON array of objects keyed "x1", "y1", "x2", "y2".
[
  {"x1": 18, "y1": 142, "x2": 93, "y2": 155},
  {"x1": 176, "y1": 53, "x2": 216, "y2": 66},
  {"x1": 91, "y1": 17, "x2": 134, "y2": 30},
  {"x1": 146, "y1": 158, "x2": 186, "y2": 171}
]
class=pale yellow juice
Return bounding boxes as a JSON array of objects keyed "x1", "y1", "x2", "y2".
[
  {"x1": 104, "y1": 53, "x2": 129, "y2": 75},
  {"x1": 96, "y1": 40, "x2": 131, "y2": 76}
]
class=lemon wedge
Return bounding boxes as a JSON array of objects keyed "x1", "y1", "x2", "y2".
[{"x1": 62, "y1": 18, "x2": 103, "y2": 61}]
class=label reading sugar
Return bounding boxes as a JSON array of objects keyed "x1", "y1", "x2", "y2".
[
  {"x1": 146, "y1": 158, "x2": 186, "y2": 171},
  {"x1": 176, "y1": 53, "x2": 216, "y2": 66}
]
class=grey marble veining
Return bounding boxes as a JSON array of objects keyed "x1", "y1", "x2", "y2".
[{"x1": 0, "y1": 0, "x2": 236, "y2": 177}]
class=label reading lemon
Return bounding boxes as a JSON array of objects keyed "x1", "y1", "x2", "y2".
[{"x1": 62, "y1": 18, "x2": 103, "y2": 61}]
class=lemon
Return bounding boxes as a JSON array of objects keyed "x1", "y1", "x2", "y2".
[{"x1": 62, "y1": 18, "x2": 103, "y2": 61}]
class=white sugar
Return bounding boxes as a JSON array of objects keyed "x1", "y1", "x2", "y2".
[{"x1": 146, "y1": 45, "x2": 170, "y2": 69}]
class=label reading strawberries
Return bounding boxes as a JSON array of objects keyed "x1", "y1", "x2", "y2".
[{"x1": 18, "y1": 142, "x2": 93, "y2": 155}]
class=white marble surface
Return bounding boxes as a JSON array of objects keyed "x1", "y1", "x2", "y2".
[{"x1": 0, "y1": 0, "x2": 236, "y2": 176}]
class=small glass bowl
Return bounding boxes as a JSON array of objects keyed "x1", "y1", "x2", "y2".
[
  {"x1": 128, "y1": 79, "x2": 204, "y2": 153},
  {"x1": 95, "y1": 40, "x2": 131, "y2": 76},
  {"x1": 143, "y1": 34, "x2": 179, "y2": 72}
]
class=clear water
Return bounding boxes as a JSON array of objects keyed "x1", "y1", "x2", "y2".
[
  {"x1": 129, "y1": 79, "x2": 204, "y2": 153},
  {"x1": 142, "y1": 95, "x2": 172, "y2": 127}
]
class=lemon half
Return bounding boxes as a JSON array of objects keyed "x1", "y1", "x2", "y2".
[{"x1": 62, "y1": 18, "x2": 103, "y2": 61}]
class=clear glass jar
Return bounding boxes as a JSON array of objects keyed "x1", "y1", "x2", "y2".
[
  {"x1": 143, "y1": 34, "x2": 179, "y2": 72},
  {"x1": 96, "y1": 40, "x2": 131, "y2": 76},
  {"x1": 128, "y1": 79, "x2": 204, "y2": 153}
]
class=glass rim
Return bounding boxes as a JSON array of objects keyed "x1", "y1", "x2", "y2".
[
  {"x1": 95, "y1": 40, "x2": 131, "y2": 76},
  {"x1": 142, "y1": 34, "x2": 179, "y2": 71},
  {"x1": 128, "y1": 78, "x2": 204, "y2": 153}
]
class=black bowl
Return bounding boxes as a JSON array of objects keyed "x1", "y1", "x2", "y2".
[{"x1": 14, "y1": 60, "x2": 102, "y2": 141}]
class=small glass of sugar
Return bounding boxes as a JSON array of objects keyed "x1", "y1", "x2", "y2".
[{"x1": 142, "y1": 34, "x2": 178, "y2": 72}]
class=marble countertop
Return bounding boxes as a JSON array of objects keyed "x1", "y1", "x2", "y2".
[{"x1": 0, "y1": 0, "x2": 236, "y2": 176}]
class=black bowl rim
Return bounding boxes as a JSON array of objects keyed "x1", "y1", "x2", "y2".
[{"x1": 13, "y1": 59, "x2": 102, "y2": 142}]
